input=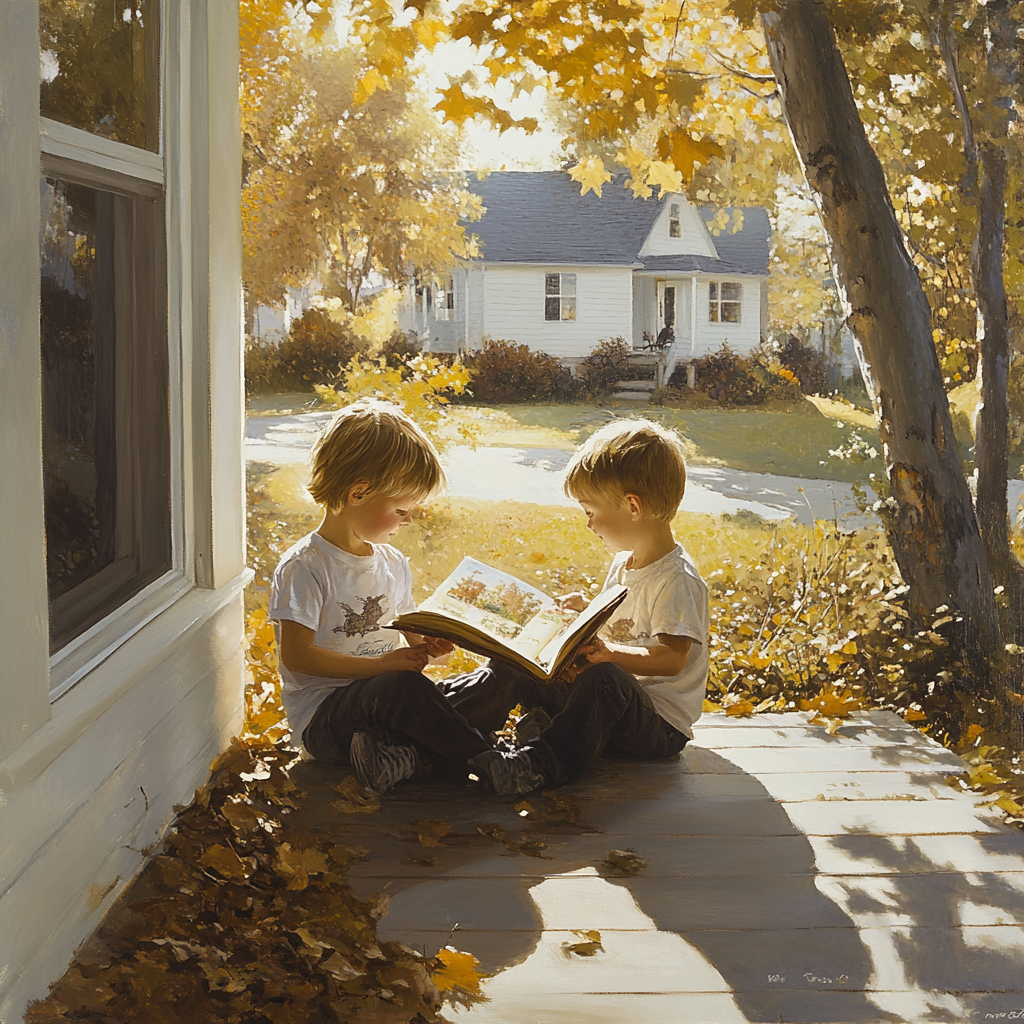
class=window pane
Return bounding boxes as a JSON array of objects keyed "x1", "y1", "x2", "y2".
[
  {"x1": 545, "y1": 273, "x2": 560, "y2": 295},
  {"x1": 709, "y1": 302, "x2": 719, "y2": 322},
  {"x1": 664, "y1": 287, "x2": 675, "y2": 326},
  {"x1": 708, "y1": 282, "x2": 718, "y2": 300},
  {"x1": 721, "y1": 302, "x2": 741, "y2": 323},
  {"x1": 721, "y1": 282, "x2": 742, "y2": 301},
  {"x1": 41, "y1": 176, "x2": 170, "y2": 651},
  {"x1": 561, "y1": 297, "x2": 576, "y2": 321},
  {"x1": 561, "y1": 274, "x2": 576, "y2": 296},
  {"x1": 40, "y1": 0, "x2": 160, "y2": 152},
  {"x1": 545, "y1": 296, "x2": 561, "y2": 321},
  {"x1": 669, "y1": 220, "x2": 681, "y2": 238}
]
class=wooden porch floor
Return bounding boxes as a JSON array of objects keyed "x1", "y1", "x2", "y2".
[{"x1": 289, "y1": 710, "x2": 1024, "y2": 1024}]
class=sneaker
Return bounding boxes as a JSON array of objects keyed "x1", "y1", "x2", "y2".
[
  {"x1": 514, "y1": 707, "x2": 552, "y2": 746},
  {"x1": 470, "y1": 748, "x2": 546, "y2": 796},
  {"x1": 350, "y1": 733, "x2": 421, "y2": 794}
]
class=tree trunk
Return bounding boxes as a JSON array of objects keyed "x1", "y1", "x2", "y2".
[
  {"x1": 971, "y1": 2, "x2": 1022, "y2": 604},
  {"x1": 760, "y1": 0, "x2": 1001, "y2": 668}
]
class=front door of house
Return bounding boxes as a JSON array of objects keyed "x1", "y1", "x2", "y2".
[{"x1": 657, "y1": 282, "x2": 677, "y2": 345}]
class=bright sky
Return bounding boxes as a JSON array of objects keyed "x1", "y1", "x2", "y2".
[{"x1": 415, "y1": 37, "x2": 565, "y2": 171}]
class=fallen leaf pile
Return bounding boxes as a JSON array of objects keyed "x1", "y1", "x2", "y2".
[{"x1": 25, "y1": 736, "x2": 481, "y2": 1023}]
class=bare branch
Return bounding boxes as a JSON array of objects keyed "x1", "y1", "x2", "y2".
[{"x1": 708, "y1": 46, "x2": 776, "y2": 83}]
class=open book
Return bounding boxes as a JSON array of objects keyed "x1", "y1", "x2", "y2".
[{"x1": 387, "y1": 557, "x2": 627, "y2": 681}]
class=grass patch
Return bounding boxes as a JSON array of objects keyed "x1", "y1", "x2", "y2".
[{"x1": 462, "y1": 399, "x2": 882, "y2": 482}]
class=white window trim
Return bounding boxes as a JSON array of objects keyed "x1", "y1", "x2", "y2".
[
  {"x1": 708, "y1": 279, "x2": 743, "y2": 324},
  {"x1": 42, "y1": 0, "x2": 196, "y2": 702},
  {"x1": 544, "y1": 271, "x2": 577, "y2": 322}
]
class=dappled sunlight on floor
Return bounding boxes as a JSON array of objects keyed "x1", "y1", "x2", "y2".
[
  {"x1": 443, "y1": 867, "x2": 747, "y2": 1024},
  {"x1": 281, "y1": 710, "x2": 1024, "y2": 1022}
]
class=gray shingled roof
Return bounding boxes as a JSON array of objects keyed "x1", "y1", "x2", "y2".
[{"x1": 466, "y1": 171, "x2": 770, "y2": 276}]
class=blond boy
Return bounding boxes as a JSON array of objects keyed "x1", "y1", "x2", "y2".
[
  {"x1": 269, "y1": 399, "x2": 493, "y2": 793},
  {"x1": 470, "y1": 418, "x2": 709, "y2": 795}
]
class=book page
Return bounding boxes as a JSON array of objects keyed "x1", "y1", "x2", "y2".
[
  {"x1": 535, "y1": 585, "x2": 627, "y2": 670},
  {"x1": 419, "y1": 557, "x2": 564, "y2": 662}
]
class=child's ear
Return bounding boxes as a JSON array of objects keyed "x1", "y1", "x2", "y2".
[
  {"x1": 624, "y1": 493, "x2": 643, "y2": 519},
  {"x1": 347, "y1": 482, "x2": 370, "y2": 505}
]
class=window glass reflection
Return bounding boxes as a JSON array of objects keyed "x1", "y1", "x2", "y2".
[{"x1": 40, "y1": 0, "x2": 160, "y2": 152}]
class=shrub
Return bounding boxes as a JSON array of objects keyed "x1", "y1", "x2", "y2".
[
  {"x1": 381, "y1": 329, "x2": 422, "y2": 369},
  {"x1": 273, "y1": 308, "x2": 367, "y2": 389},
  {"x1": 244, "y1": 337, "x2": 283, "y2": 396},
  {"x1": 576, "y1": 337, "x2": 632, "y2": 397},
  {"x1": 777, "y1": 334, "x2": 829, "y2": 395},
  {"x1": 467, "y1": 339, "x2": 578, "y2": 403},
  {"x1": 669, "y1": 343, "x2": 801, "y2": 406}
]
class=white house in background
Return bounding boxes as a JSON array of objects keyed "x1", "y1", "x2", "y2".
[
  {"x1": 400, "y1": 171, "x2": 771, "y2": 380},
  {"x1": 1, "y1": 5, "x2": 245, "y2": 1019}
]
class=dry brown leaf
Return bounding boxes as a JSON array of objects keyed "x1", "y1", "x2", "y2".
[
  {"x1": 476, "y1": 822, "x2": 550, "y2": 859},
  {"x1": 603, "y1": 849, "x2": 646, "y2": 875},
  {"x1": 408, "y1": 855, "x2": 437, "y2": 866},
  {"x1": 417, "y1": 818, "x2": 451, "y2": 846},
  {"x1": 330, "y1": 776, "x2": 381, "y2": 814},
  {"x1": 220, "y1": 799, "x2": 260, "y2": 832},
  {"x1": 197, "y1": 843, "x2": 249, "y2": 880},
  {"x1": 321, "y1": 952, "x2": 365, "y2": 982},
  {"x1": 286, "y1": 865, "x2": 309, "y2": 891}
]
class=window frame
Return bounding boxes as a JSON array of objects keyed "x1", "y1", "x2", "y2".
[
  {"x1": 708, "y1": 280, "x2": 742, "y2": 324},
  {"x1": 544, "y1": 272, "x2": 577, "y2": 322},
  {"x1": 41, "y1": 0, "x2": 191, "y2": 701},
  {"x1": 668, "y1": 203, "x2": 681, "y2": 239},
  {"x1": 434, "y1": 274, "x2": 455, "y2": 322}
]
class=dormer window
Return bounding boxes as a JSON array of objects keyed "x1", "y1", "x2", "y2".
[{"x1": 669, "y1": 203, "x2": 681, "y2": 238}]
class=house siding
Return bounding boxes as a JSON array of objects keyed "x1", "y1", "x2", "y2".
[
  {"x1": 481, "y1": 264, "x2": 634, "y2": 357},
  {"x1": 638, "y1": 197, "x2": 718, "y2": 259},
  {"x1": 0, "y1": 6, "x2": 247, "y2": 1020}
]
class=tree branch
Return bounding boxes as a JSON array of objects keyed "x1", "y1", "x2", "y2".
[{"x1": 931, "y1": 0, "x2": 978, "y2": 196}]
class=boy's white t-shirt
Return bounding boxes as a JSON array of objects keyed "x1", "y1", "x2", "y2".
[
  {"x1": 599, "y1": 543, "x2": 710, "y2": 738},
  {"x1": 268, "y1": 532, "x2": 416, "y2": 743}
]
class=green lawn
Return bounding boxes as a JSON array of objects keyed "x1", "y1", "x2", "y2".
[
  {"x1": 245, "y1": 388, "x2": 885, "y2": 483},
  {"x1": 468, "y1": 398, "x2": 882, "y2": 482}
]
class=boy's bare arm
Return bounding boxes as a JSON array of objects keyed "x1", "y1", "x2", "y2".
[
  {"x1": 578, "y1": 633, "x2": 693, "y2": 677},
  {"x1": 279, "y1": 620, "x2": 430, "y2": 678}
]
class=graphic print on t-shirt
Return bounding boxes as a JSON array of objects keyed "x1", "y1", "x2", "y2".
[
  {"x1": 333, "y1": 594, "x2": 388, "y2": 637},
  {"x1": 603, "y1": 617, "x2": 637, "y2": 643}
]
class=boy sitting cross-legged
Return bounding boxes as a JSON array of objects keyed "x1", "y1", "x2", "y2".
[
  {"x1": 466, "y1": 418, "x2": 710, "y2": 795},
  {"x1": 269, "y1": 399, "x2": 494, "y2": 793}
]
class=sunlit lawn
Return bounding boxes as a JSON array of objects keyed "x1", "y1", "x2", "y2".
[
  {"x1": 441, "y1": 396, "x2": 882, "y2": 482},
  {"x1": 246, "y1": 389, "x2": 885, "y2": 483}
]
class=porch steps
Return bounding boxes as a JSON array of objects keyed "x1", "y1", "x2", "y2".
[{"x1": 611, "y1": 379, "x2": 656, "y2": 401}]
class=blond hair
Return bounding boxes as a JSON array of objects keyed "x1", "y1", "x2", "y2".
[
  {"x1": 308, "y1": 399, "x2": 445, "y2": 510},
  {"x1": 564, "y1": 418, "x2": 687, "y2": 521}
]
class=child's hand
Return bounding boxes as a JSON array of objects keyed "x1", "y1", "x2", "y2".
[
  {"x1": 555, "y1": 591, "x2": 588, "y2": 613},
  {"x1": 423, "y1": 636, "x2": 455, "y2": 658},
  {"x1": 577, "y1": 635, "x2": 613, "y2": 664},
  {"x1": 379, "y1": 644, "x2": 430, "y2": 673}
]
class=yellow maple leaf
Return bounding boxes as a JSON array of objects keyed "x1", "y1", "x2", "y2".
[
  {"x1": 432, "y1": 947, "x2": 486, "y2": 993},
  {"x1": 995, "y1": 794, "x2": 1024, "y2": 817},
  {"x1": 657, "y1": 129, "x2": 724, "y2": 181},
  {"x1": 725, "y1": 698, "x2": 755, "y2": 717},
  {"x1": 569, "y1": 157, "x2": 613, "y2": 198},
  {"x1": 414, "y1": 15, "x2": 447, "y2": 48},
  {"x1": 353, "y1": 67, "x2": 389, "y2": 105},
  {"x1": 645, "y1": 159, "x2": 684, "y2": 197}
]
